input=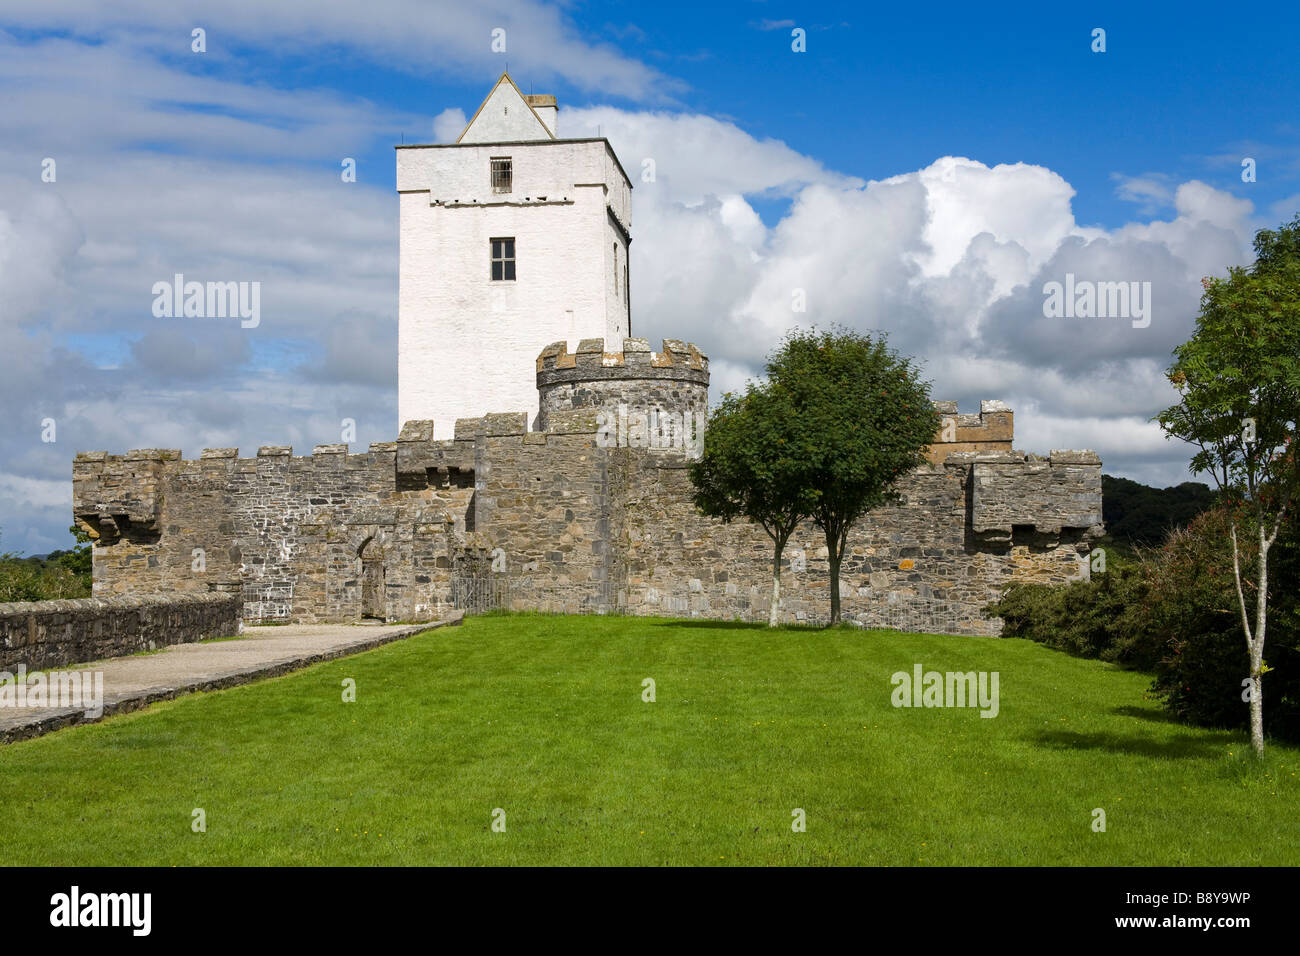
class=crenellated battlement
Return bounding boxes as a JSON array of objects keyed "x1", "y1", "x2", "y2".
[
  {"x1": 536, "y1": 337, "x2": 708, "y2": 376},
  {"x1": 72, "y1": 395, "x2": 1102, "y2": 634},
  {"x1": 536, "y1": 338, "x2": 709, "y2": 433},
  {"x1": 926, "y1": 400, "x2": 1015, "y2": 462}
]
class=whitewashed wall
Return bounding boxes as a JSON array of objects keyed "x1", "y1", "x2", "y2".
[
  {"x1": 457, "y1": 80, "x2": 551, "y2": 143},
  {"x1": 397, "y1": 139, "x2": 632, "y2": 438}
]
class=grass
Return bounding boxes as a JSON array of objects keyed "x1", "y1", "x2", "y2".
[{"x1": 1, "y1": 613, "x2": 1296, "y2": 866}]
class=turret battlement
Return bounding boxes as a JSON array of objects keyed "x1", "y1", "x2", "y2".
[
  {"x1": 536, "y1": 337, "x2": 708, "y2": 376},
  {"x1": 536, "y1": 338, "x2": 710, "y2": 432},
  {"x1": 926, "y1": 399, "x2": 1015, "y2": 462}
]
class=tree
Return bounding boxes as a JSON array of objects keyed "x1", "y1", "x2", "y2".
[
  {"x1": 1156, "y1": 213, "x2": 1300, "y2": 755},
  {"x1": 690, "y1": 385, "x2": 819, "y2": 626},
  {"x1": 1100, "y1": 474, "x2": 1217, "y2": 548},
  {"x1": 54, "y1": 524, "x2": 94, "y2": 578},
  {"x1": 766, "y1": 328, "x2": 940, "y2": 625}
]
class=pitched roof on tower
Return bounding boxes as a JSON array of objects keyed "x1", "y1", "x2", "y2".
[{"x1": 457, "y1": 72, "x2": 556, "y2": 144}]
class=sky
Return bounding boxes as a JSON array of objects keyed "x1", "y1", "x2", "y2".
[{"x1": 1, "y1": 0, "x2": 1298, "y2": 555}]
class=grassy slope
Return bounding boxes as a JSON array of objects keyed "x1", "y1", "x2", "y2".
[{"x1": 1, "y1": 613, "x2": 1296, "y2": 866}]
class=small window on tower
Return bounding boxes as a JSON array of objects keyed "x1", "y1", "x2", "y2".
[
  {"x1": 491, "y1": 157, "x2": 512, "y2": 194},
  {"x1": 491, "y1": 238, "x2": 516, "y2": 281}
]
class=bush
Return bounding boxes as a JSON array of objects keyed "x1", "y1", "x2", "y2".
[
  {"x1": 0, "y1": 559, "x2": 91, "y2": 602},
  {"x1": 0, "y1": 525, "x2": 93, "y2": 603},
  {"x1": 1145, "y1": 508, "x2": 1300, "y2": 741},
  {"x1": 985, "y1": 561, "x2": 1158, "y2": 669},
  {"x1": 986, "y1": 505, "x2": 1300, "y2": 743}
]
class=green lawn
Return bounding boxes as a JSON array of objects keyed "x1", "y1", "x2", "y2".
[{"x1": 1, "y1": 613, "x2": 1296, "y2": 866}]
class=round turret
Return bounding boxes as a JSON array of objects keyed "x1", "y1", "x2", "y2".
[{"x1": 535, "y1": 337, "x2": 710, "y2": 433}]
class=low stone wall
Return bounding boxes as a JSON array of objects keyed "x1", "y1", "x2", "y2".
[{"x1": 0, "y1": 593, "x2": 241, "y2": 671}]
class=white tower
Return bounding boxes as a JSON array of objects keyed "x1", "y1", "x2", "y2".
[{"x1": 396, "y1": 73, "x2": 632, "y2": 438}]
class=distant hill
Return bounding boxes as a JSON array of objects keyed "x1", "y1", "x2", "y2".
[{"x1": 1102, "y1": 474, "x2": 1217, "y2": 548}]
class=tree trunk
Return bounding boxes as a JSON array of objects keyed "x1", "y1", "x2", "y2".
[
  {"x1": 827, "y1": 544, "x2": 842, "y2": 626},
  {"x1": 1249, "y1": 651, "x2": 1264, "y2": 755},
  {"x1": 770, "y1": 535, "x2": 783, "y2": 628},
  {"x1": 1251, "y1": 519, "x2": 1270, "y2": 755},
  {"x1": 1229, "y1": 520, "x2": 1266, "y2": 755}
]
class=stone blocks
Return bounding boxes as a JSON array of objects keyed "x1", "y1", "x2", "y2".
[
  {"x1": 0, "y1": 593, "x2": 241, "y2": 671},
  {"x1": 71, "y1": 342, "x2": 1102, "y2": 636}
]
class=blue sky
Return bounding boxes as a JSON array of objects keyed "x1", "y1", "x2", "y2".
[
  {"x1": 101, "y1": 1, "x2": 1299, "y2": 228},
  {"x1": 1, "y1": 1, "x2": 1298, "y2": 554}
]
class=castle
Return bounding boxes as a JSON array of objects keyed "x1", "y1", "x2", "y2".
[{"x1": 71, "y1": 75, "x2": 1104, "y2": 635}]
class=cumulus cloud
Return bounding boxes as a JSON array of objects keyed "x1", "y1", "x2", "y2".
[
  {"x1": 567, "y1": 109, "x2": 1258, "y2": 482},
  {"x1": 433, "y1": 108, "x2": 468, "y2": 144},
  {"x1": 0, "y1": 22, "x2": 1270, "y2": 552},
  {"x1": 1113, "y1": 173, "x2": 1175, "y2": 214},
  {"x1": 562, "y1": 106, "x2": 862, "y2": 202}
]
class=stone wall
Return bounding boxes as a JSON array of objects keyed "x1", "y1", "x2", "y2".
[
  {"x1": 0, "y1": 593, "x2": 241, "y2": 671},
  {"x1": 73, "y1": 340, "x2": 1103, "y2": 635},
  {"x1": 926, "y1": 400, "x2": 1014, "y2": 463},
  {"x1": 75, "y1": 435, "x2": 477, "y2": 624},
  {"x1": 619, "y1": 449, "x2": 1096, "y2": 634},
  {"x1": 401, "y1": 411, "x2": 1100, "y2": 635}
]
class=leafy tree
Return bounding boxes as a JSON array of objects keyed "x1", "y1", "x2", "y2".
[
  {"x1": 690, "y1": 385, "x2": 819, "y2": 626},
  {"x1": 766, "y1": 329, "x2": 940, "y2": 624},
  {"x1": 53, "y1": 524, "x2": 94, "y2": 577},
  {"x1": 1156, "y1": 213, "x2": 1300, "y2": 754}
]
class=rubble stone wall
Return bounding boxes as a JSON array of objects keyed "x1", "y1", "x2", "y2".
[
  {"x1": 73, "y1": 339, "x2": 1103, "y2": 635},
  {"x1": 0, "y1": 593, "x2": 241, "y2": 671}
]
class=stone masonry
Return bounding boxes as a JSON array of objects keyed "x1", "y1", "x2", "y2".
[
  {"x1": 0, "y1": 593, "x2": 240, "y2": 672},
  {"x1": 73, "y1": 338, "x2": 1103, "y2": 635}
]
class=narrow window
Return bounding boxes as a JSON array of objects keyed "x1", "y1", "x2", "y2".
[
  {"x1": 490, "y1": 157, "x2": 512, "y2": 194},
  {"x1": 614, "y1": 243, "x2": 619, "y2": 296},
  {"x1": 491, "y1": 238, "x2": 516, "y2": 281}
]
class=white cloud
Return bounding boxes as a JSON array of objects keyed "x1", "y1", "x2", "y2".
[
  {"x1": 0, "y1": 0, "x2": 679, "y2": 100},
  {"x1": 0, "y1": 473, "x2": 71, "y2": 512},
  {"x1": 433, "y1": 108, "x2": 467, "y2": 144},
  {"x1": 560, "y1": 106, "x2": 862, "y2": 202},
  {"x1": 577, "y1": 108, "x2": 1258, "y2": 488},
  {"x1": 1113, "y1": 173, "x2": 1175, "y2": 213},
  {"x1": 0, "y1": 24, "x2": 1269, "y2": 553}
]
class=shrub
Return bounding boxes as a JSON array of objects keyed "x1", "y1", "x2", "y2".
[
  {"x1": 0, "y1": 525, "x2": 93, "y2": 603},
  {"x1": 988, "y1": 506, "x2": 1300, "y2": 743},
  {"x1": 1145, "y1": 508, "x2": 1300, "y2": 741},
  {"x1": 985, "y1": 561, "x2": 1158, "y2": 668},
  {"x1": 0, "y1": 560, "x2": 90, "y2": 602}
]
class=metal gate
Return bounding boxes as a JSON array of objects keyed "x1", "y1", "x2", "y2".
[{"x1": 450, "y1": 576, "x2": 511, "y2": 614}]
